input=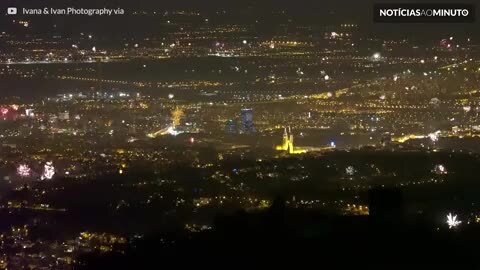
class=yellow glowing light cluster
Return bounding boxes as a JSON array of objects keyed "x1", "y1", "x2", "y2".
[
  {"x1": 172, "y1": 107, "x2": 184, "y2": 127},
  {"x1": 275, "y1": 127, "x2": 307, "y2": 154},
  {"x1": 392, "y1": 134, "x2": 425, "y2": 143},
  {"x1": 147, "y1": 107, "x2": 185, "y2": 138}
]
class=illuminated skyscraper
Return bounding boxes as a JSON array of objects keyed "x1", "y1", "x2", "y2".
[
  {"x1": 225, "y1": 119, "x2": 238, "y2": 133},
  {"x1": 240, "y1": 108, "x2": 256, "y2": 134}
]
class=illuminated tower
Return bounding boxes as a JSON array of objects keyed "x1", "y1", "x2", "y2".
[
  {"x1": 288, "y1": 135, "x2": 295, "y2": 154},
  {"x1": 275, "y1": 126, "x2": 306, "y2": 154},
  {"x1": 225, "y1": 119, "x2": 238, "y2": 134},
  {"x1": 276, "y1": 127, "x2": 289, "y2": 151},
  {"x1": 282, "y1": 127, "x2": 289, "y2": 150},
  {"x1": 240, "y1": 108, "x2": 256, "y2": 134}
]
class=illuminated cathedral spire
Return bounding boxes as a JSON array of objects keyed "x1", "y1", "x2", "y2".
[{"x1": 275, "y1": 126, "x2": 306, "y2": 154}]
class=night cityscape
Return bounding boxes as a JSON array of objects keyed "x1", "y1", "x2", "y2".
[{"x1": 1, "y1": 0, "x2": 480, "y2": 268}]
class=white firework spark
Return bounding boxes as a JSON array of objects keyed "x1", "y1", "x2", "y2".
[
  {"x1": 434, "y1": 164, "x2": 447, "y2": 175},
  {"x1": 428, "y1": 131, "x2": 440, "y2": 142},
  {"x1": 17, "y1": 164, "x2": 32, "y2": 177},
  {"x1": 345, "y1": 166, "x2": 356, "y2": 176},
  {"x1": 41, "y1": 161, "x2": 55, "y2": 180},
  {"x1": 446, "y1": 213, "x2": 461, "y2": 228}
]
